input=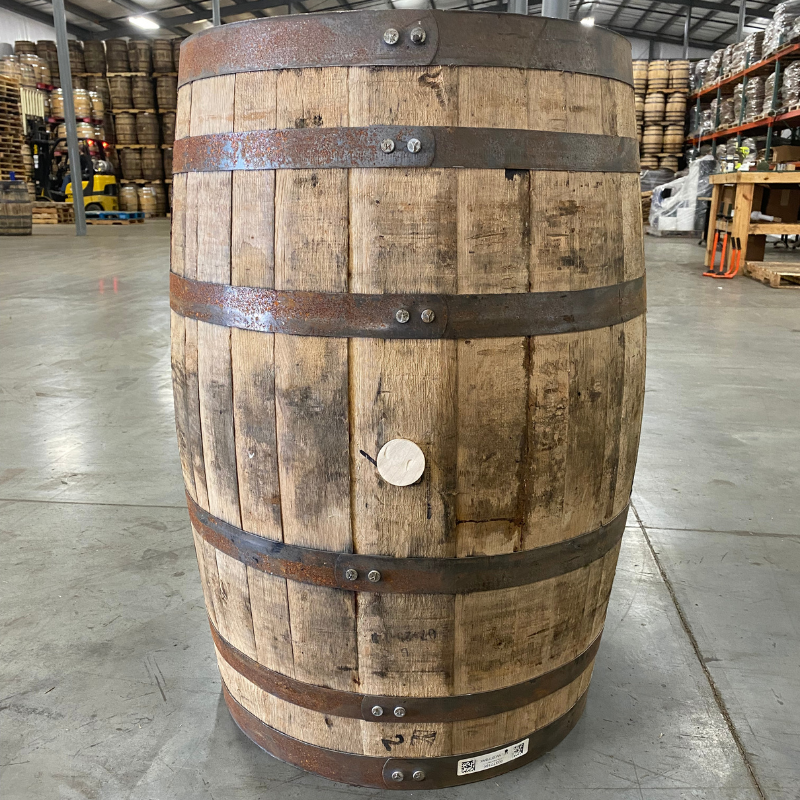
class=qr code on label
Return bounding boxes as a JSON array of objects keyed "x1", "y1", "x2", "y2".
[
  {"x1": 460, "y1": 759, "x2": 477, "y2": 774},
  {"x1": 511, "y1": 742, "x2": 526, "y2": 758}
]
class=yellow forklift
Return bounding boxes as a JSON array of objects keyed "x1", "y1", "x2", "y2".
[{"x1": 33, "y1": 137, "x2": 118, "y2": 211}]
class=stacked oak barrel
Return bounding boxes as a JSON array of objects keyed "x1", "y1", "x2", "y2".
[
  {"x1": 106, "y1": 37, "x2": 181, "y2": 215},
  {"x1": 636, "y1": 58, "x2": 689, "y2": 171}
]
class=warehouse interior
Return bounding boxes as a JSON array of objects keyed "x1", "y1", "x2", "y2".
[{"x1": 1, "y1": 2, "x2": 799, "y2": 799}]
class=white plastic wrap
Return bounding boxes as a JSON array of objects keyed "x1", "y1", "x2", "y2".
[
  {"x1": 745, "y1": 76, "x2": 765, "y2": 120},
  {"x1": 764, "y1": 73, "x2": 776, "y2": 115},
  {"x1": 782, "y1": 61, "x2": 800, "y2": 106},
  {"x1": 648, "y1": 155, "x2": 715, "y2": 232},
  {"x1": 764, "y1": 0, "x2": 800, "y2": 56},
  {"x1": 705, "y1": 49, "x2": 725, "y2": 84},
  {"x1": 693, "y1": 59, "x2": 708, "y2": 92}
]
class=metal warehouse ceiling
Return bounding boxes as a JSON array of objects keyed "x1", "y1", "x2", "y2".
[{"x1": 0, "y1": 0, "x2": 775, "y2": 49}]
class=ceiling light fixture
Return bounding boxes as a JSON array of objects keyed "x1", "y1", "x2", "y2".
[
  {"x1": 129, "y1": 16, "x2": 159, "y2": 30},
  {"x1": 581, "y1": 16, "x2": 595, "y2": 26}
]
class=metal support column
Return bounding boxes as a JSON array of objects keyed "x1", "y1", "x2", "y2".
[
  {"x1": 52, "y1": 0, "x2": 85, "y2": 236},
  {"x1": 212, "y1": 0, "x2": 221, "y2": 26},
  {"x1": 541, "y1": 0, "x2": 569, "y2": 19},
  {"x1": 508, "y1": 0, "x2": 528, "y2": 14},
  {"x1": 737, "y1": 0, "x2": 746, "y2": 43},
  {"x1": 683, "y1": 6, "x2": 691, "y2": 59}
]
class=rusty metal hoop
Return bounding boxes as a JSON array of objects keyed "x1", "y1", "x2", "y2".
[
  {"x1": 212, "y1": 621, "x2": 600, "y2": 723},
  {"x1": 170, "y1": 273, "x2": 646, "y2": 341},
  {"x1": 172, "y1": 127, "x2": 640, "y2": 174},
  {"x1": 187, "y1": 491, "x2": 628, "y2": 594},
  {"x1": 178, "y1": 11, "x2": 634, "y2": 88},
  {"x1": 223, "y1": 681, "x2": 589, "y2": 789}
]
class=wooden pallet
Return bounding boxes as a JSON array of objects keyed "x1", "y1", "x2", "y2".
[
  {"x1": 86, "y1": 210, "x2": 145, "y2": 224},
  {"x1": 744, "y1": 261, "x2": 800, "y2": 288},
  {"x1": 32, "y1": 202, "x2": 74, "y2": 224},
  {"x1": 86, "y1": 217, "x2": 145, "y2": 225},
  {"x1": 645, "y1": 226, "x2": 701, "y2": 237}
]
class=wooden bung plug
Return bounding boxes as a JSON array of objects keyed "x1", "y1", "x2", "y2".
[{"x1": 376, "y1": 439, "x2": 425, "y2": 486}]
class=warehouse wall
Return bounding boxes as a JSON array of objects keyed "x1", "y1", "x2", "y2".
[
  {"x1": 627, "y1": 35, "x2": 715, "y2": 59},
  {"x1": 0, "y1": 6, "x2": 74, "y2": 50}
]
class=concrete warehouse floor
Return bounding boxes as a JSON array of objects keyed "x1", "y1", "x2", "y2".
[{"x1": 0, "y1": 222, "x2": 798, "y2": 800}]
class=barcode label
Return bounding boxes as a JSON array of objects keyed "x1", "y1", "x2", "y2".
[{"x1": 456, "y1": 738, "x2": 529, "y2": 777}]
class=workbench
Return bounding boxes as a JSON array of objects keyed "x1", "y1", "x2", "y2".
[{"x1": 705, "y1": 171, "x2": 800, "y2": 271}]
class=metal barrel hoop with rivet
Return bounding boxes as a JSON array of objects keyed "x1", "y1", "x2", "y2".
[{"x1": 170, "y1": 10, "x2": 645, "y2": 790}]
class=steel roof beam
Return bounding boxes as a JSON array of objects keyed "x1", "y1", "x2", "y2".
[{"x1": 0, "y1": 0, "x2": 94, "y2": 36}]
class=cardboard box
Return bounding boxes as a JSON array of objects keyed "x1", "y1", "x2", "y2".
[
  {"x1": 753, "y1": 185, "x2": 800, "y2": 223},
  {"x1": 771, "y1": 145, "x2": 800, "y2": 163}
]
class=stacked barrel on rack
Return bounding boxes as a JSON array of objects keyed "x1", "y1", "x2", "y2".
[
  {"x1": 10, "y1": 37, "x2": 182, "y2": 216},
  {"x1": 634, "y1": 58, "x2": 689, "y2": 172},
  {"x1": 102, "y1": 37, "x2": 180, "y2": 216}
]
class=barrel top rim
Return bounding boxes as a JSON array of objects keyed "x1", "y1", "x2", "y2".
[
  {"x1": 181, "y1": 9, "x2": 632, "y2": 47},
  {"x1": 178, "y1": 10, "x2": 633, "y2": 87}
]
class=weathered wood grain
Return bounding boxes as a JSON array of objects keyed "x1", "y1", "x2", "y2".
[{"x1": 171, "y1": 62, "x2": 645, "y2": 772}]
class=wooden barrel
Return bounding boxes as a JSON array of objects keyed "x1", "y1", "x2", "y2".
[
  {"x1": 87, "y1": 75, "x2": 110, "y2": 109},
  {"x1": 114, "y1": 113, "x2": 137, "y2": 144},
  {"x1": 19, "y1": 54, "x2": 46, "y2": 84},
  {"x1": 662, "y1": 124, "x2": 684, "y2": 154},
  {"x1": 106, "y1": 39, "x2": 130, "y2": 73},
  {"x1": 639, "y1": 154, "x2": 659, "y2": 170},
  {"x1": 131, "y1": 76, "x2": 155, "y2": 110},
  {"x1": 170, "y1": 12, "x2": 645, "y2": 790},
  {"x1": 119, "y1": 148, "x2": 142, "y2": 180},
  {"x1": 37, "y1": 40, "x2": 59, "y2": 85},
  {"x1": 119, "y1": 183, "x2": 139, "y2": 211},
  {"x1": 1, "y1": 57, "x2": 21, "y2": 83},
  {"x1": 664, "y1": 91, "x2": 687, "y2": 122},
  {"x1": 136, "y1": 111, "x2": 161, "y2": 144},
  {"x1": 128, "y1": 40, "x2": 152, "y2": 74},
  {"x1": 632, "y1": 60, "x2": 648, "y2": 93},
  {"x1": 138, "y1": 184, "x2": 156, "y2": 215},
  {"x1": 141, "y1": 147, "x2": 164, "y2": 180},
  {"x1": 73, "y1": 88, "x2": 92, "y2": 119},
  {"x1": 0, "y1": 181, "x2": 32, "y2": 235},
  {"x1": 18, "y1": 63, "x2": 36, "y2": 88},
  {"x1": 172, "y1": 38, "x2": 182, "y2": 71},
  {"x1": 36, "y1": 40, "x2": 55, "y2": 58},
  {"x1": 668, "y1": 60, "x2": 690, "y2": 91},
  {"x1": 14, "y1": 40, "x2": 36, "y2": 55},
  {"x1": 108, "y1": 75, "x2": 132, "y2": 109},
  {"x1": 163, "y1": 146, "x2": 173, "y2": 178},
  {"x1": 72, "y1": 75, "x2": 87, "y2": 90},
  {"x1": 156, "y1": 74, "x2": 178, "y2": 110},
  {"x1": 151, "y1": 182, "x2": 167, "y2": 215},
  {"x1": 88, "y1": 90, "x2": 104, "y2": 118},
  {"x1": 152, "y1": 39, "x2": 175, "y2": 73},
  {"x1": 68, "y1": 40, "x2": 85, "y2": 74},
  {"x1": 634, "y1": 94, "x2": 644, "y2": 122},
  {"x1": 658, "y1": 154, "x2": 679, "y2": 171},
  {"x1": 643, "y1": 92, "x2": 665, "y2": 123},
  {"x1": 641, "y1": 124, "x2": 663, "y2": 153},
  {"x1": 647, "y1": 59, "x2": 669, "y2": 90},
  {"x1": 83, "y1": 40, "x2": 106, "y2": 74},
  {"x1": 161, "y1": 111, "x2": 176, "y2": 145},
  {"x1": 76, "y1": 121, "x2": 94, "y2": 139}
]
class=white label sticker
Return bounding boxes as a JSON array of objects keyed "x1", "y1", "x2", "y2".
[{"x1": 456, "y1": 738, "x2": 529, "y2": 777}]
